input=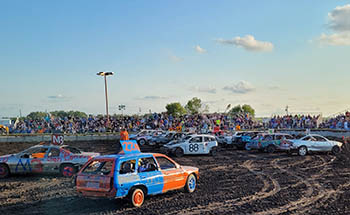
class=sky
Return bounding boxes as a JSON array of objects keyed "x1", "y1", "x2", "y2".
[{"x1": 1, "y1": 0, "x2": 350, "y2": 118}]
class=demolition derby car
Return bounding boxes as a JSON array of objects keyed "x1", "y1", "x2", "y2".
[
  {"x1": 245, "y1": 133, "x2": 293, "y2": 153},
  {"x1": 280, "y1": 134, "x2": 343, "y2": 156},
  {"x1": 160, "y1": 134, "x2": 218, "y2": 157},
  {"x1": 76, "y1": 140, "x2": 199, "y2": 207},
  {"x1": 129, "y1": 130, "x2": 165, "y2": 145},
  {"x1": 0, "y1": 144, "x2": 100, "y2": 178}
]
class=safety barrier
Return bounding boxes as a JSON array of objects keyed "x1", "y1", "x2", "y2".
[
  {"x1": 0, "y1": 129, "x2": 349, "y2": 143},
  {"x1": 0, "y1": 133, "x2": 122, "y2": 143}
]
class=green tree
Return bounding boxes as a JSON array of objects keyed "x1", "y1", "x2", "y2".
[
  {"x1": 228, "y1": 104, "x2": 255, "y2": 117},
  {"x1": 228, "y1": 105, "x2": 243, "y2": 116},
  {"x1": 67, "y1": 111, "x2": 87, "y2": 118},
  {"x1": 27, "y1": 112, "x2": 48, "y2": 119},
  {"x1": 166, "y1": 102, "x2": 186, "y2": 116},
  {"x1": 185, "y1": 97, "x2": 204, "y2": 114},
  {"x1": 50, "y1": 110, "x2": 68, "y2": 118},
  {"x1": 242, "y1": 104, "x2": 255, "y2": 117},
  {"x1": 49, "y1": 110, "x2": 88, "y2": 118}
]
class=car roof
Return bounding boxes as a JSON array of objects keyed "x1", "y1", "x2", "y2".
[
  {"x1": 190, "y1": 134, "x2": 215, "y2": 138},
  {"x1": 93, "y1": 152, "x2": 165, "y2": 160},
  {"x1": 31, "y1": 144, "x2": 65, "y2": 148},
  {"x1": 265, "y1": 133, "x2": 292, "y2": 136},
  {"x1": 304, "y1": 134, "x2": 326, "y2": 138}
]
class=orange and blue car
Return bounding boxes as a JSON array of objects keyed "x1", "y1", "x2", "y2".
[{"x1": 76, "y1": 140, "x2": 199, "y2": 207}]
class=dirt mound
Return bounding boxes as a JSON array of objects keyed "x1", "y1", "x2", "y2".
[{"x1": 1, "y1": 141, "x2": 350, "y2": 214}]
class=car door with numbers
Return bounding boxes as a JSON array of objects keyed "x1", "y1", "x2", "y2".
[
  {"x1": 203, "y1": 136, "x2": 215, "y2": 153},
  {"x1": 186, "y1": 136, "x2": 203, "y2": 154}
]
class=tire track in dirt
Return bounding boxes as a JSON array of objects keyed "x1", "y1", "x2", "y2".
[
  {"x1": 0, "y1": 177, "x2": 73, "y2": 207},
  {"x1": 299, "y1": 156, "x2": 335, "y2": 171},
  {"x1": 298, "y1": 181, "x2": 350, "y2": 214},
  {"x1": 255, "y1": 155, "x2": 335, "y2": 215},
  {"x1": 171, "y1": 158, "x2": 281, "y2": 215}
]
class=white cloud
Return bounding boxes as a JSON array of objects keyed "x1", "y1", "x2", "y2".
[
  {"x1": 195, "y1": 45, "x2": 207, "y2": 53},
  {"x1": 137, "y1": 96, "x2": 168, "y2": 100},
  {"x1": 319, "y1": 33, "x2": 350, "y2": 46},
  {"x1": 48, "y1": 94, "x2": 65, "y2": 99},
  {"x1": 223, "y1": 81, "x2": 255, "y2": 94},
  {"x1": 190, "y1": 86, "x2": 216, "y2": 94},
  {"x1": 328, "y1": 4, "x2": 350, "y2": 32},
  {"x1": 169, "y1": 55, "x2": 183, "y2": 62},
  {"x1": 268, "y1": 85, "x2": 286, "y2": 91},
  {"x1": 216, "y1": 35, "x2": 274, "y2": 52},
  {"x1": 318, "y1": 5, "x2": 350, "y2": 46}
]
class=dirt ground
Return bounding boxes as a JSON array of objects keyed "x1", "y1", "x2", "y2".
[{"x1": 1, "y1": 140, "x2": 350, "y2": 215}]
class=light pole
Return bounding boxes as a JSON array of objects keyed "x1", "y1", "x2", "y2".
[
  {"x1": 118, "y1": 104, "x2": 126, "y2": 115},
  {"x1": 97, "y1": 71, "x2": 114, "y2": 126}
]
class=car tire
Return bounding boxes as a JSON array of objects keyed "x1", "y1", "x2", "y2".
[
  {"x1": 332, "y1": 145, "x2": 341, "y2": 155},
  {"x1": 237, "y1": 143, "x2": 244, "y2": 150},
  {"x1": 129, "y1": 188, "x2": 145, "y2": 207},
  {"x1": 175, "y1": 147, "x2": 184, "y2": 157},
  {"x1": 210, "y1": 147, "x2": 218, "y2": 156},
  {"x1": 267, "y1": 145, "x2": 276, "y2": 153},
  {"x1": 298, "y1": 146, "x2": 308, "y2": 156},
  {"x1": 231, "y1": 144, "x2": 238, "y2": 150},
  {"x1": 184, "y1": 174, "x2": 197, "y2": 193},
  {"x1": 60, "y1": 164, "x2": 77, "y2": 177},
  {"x1": 0, "y1": 164, "x2": 10, "y2": 179},
  {"x1": 258, "y1": 148, "x2": 265, "y2": 153},
  {"x1": 138, "y1": 139, "x2": 146, "y2": 146}
]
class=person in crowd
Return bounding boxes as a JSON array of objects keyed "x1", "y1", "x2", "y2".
[
  {"x1": 120, "y1": 128, "x2": 129, "y2": 140},
  {"x1": 5, "y1": 111, "x2": 350, "y2": 134}
]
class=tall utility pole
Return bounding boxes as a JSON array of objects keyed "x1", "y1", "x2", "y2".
[
  {"x1": 118, "y1": 104, "x2": 126, "y2": 115},
  {"x1": 97, "y1": 71, "x2": 114, "y2": 126}
]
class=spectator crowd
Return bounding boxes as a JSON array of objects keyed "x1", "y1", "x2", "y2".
[{"x1": 4, "y1": 111, "x2": 350, "y2": 135}]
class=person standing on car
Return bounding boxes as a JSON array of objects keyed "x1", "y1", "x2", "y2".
[{"x1": 120, "y1": 128, "x2": 129, "y2": 140}]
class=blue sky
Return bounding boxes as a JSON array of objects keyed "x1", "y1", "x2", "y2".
[{"x1": 1, "y1": 0, "x2": 350, "y2": 117}]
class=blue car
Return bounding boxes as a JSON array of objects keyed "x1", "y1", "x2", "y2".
[
  {"x1": 76, "y1": 140, "x2": 199, "y2": 207},
  {"x1": 246, "y1": 133, "x2": 293, "y2": 153}
]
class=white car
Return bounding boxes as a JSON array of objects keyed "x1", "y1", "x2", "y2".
[
  {"x1": 161, "y1": 134, "x2": 218, "y2": 157},
  {"x1": 282, "y1": 134, "x2": 343, "y2": 156},
  {"x1": 130, "y1": 130, "x2": 164, "y2": 145}
]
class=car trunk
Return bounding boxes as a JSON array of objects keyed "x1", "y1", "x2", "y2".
[{"x1": 76, "y1": 158, "x2": 116, "y2": 198}]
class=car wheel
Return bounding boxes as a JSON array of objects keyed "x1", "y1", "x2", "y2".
[
  {"x1": 139, "y1": 139, "x2": 146, "y2": 146},
  {"x1": 231, "y1": 144, "x2": 238, "y2": 150},
  {"x1": 267, "y1": 145, "x2": 276, "y2": 153},
  {"x1": 0, "y1": 164, "x2": 10, "y2": 179},
  {"x1": 258, "y1": 148, "x2": 265, "y2": 153},
  {"x1": 129, "y1": 188, "x2": 145, "y2": 207},
  {"x1": 60, "y1": 164, "x2": 77, "y2": 177},
  {"x1": 175, "y1": 147, "x2": 184, "y2": 157},
  {"x1": 298, "y1": 146, "x2": 308, "y2": 156},
  {"x1": 332, "y1": 145, "x2": 341, "y2": 155},
  {"x1": 210, "y1": 147, "x2": 218, "y2": 156},
  {"x1": 184, "y1": 174, "x2": 197, "y2": 193},
  {"x1": 238, "y1": 144, "x2": 245, "y2": 150}
]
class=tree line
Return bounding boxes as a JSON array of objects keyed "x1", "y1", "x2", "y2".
[
  {"x1": 165, "y1": 97, "x2": 255, "y2": 117},
  {"x1": 22, "y1": 97, "x2": 255, "y2": 120}
]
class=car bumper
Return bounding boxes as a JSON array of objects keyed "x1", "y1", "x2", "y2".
[{"x1": 160, "y1": 147, "x2": 172, "y2": 154}]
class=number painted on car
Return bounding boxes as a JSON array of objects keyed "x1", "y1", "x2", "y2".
[{"x1": 189, "y1": 144, "x2": 199, "y2": 152}]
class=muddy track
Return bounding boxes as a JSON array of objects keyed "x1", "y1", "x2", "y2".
[{"x1": 1, "y1": 141, "x2": 350, "y2": 214}]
